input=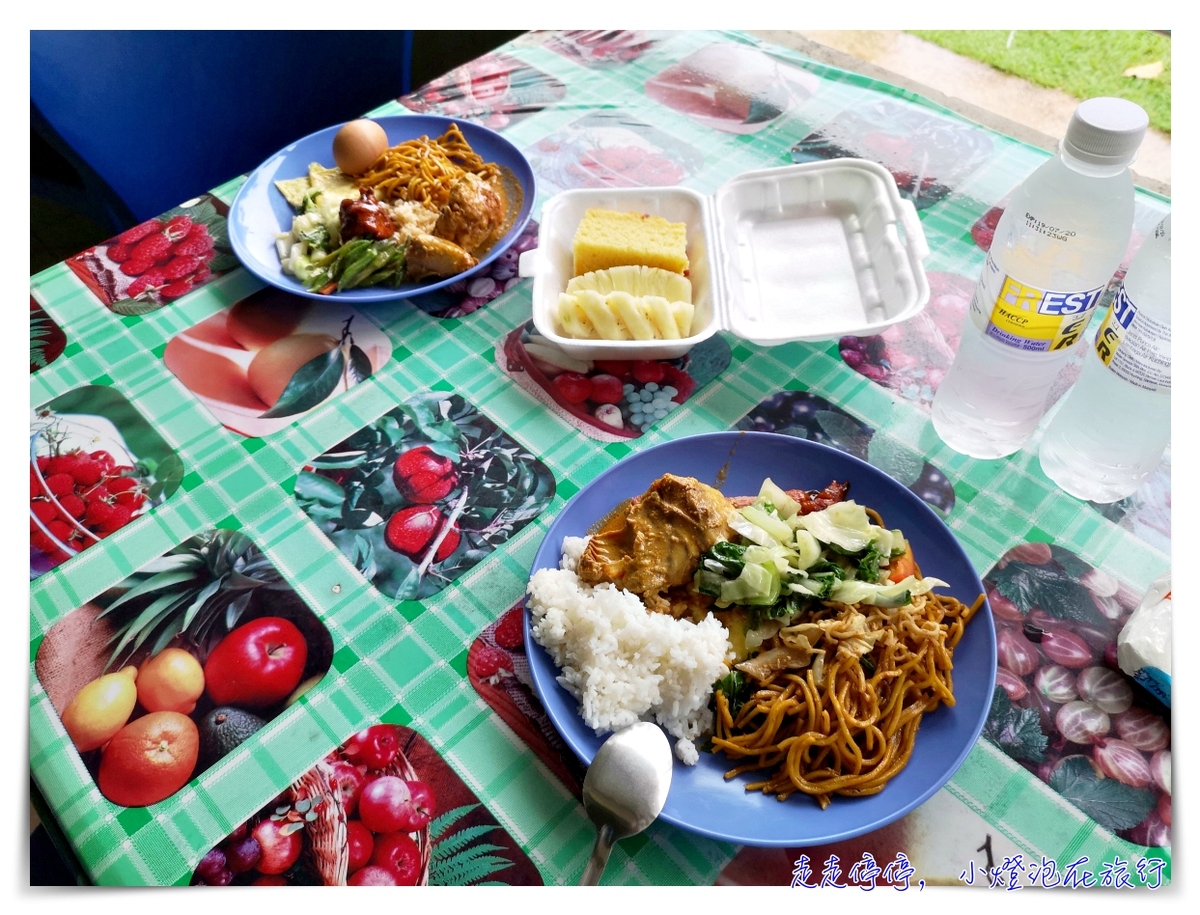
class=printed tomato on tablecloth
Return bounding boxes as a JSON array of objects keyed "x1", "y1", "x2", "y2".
[
  {"x1": 30, "y1": 386, "x2": 183, "y2": 578},
  {"x1": 66, "y1": 194, "x2": 238, "y2": 315},
  {"x1": 408, "y1": 220, "x2": 539, "y2": 318},
  {"x1": 498, "y1": 320, "x2": 731, "y2": 441},
  {"x1": 401, "y1": 53, "x2": 566, "y2": 131},
  {"x1": 983, "y1": 542, "x2": 1170, "y2": 852},
  {"x1": 31, "y1": 298, "x2": 66, "y2": 373},
  {"x1": 644, "y1": 42, "x2": 818, "y2": 135},
  {"x1": 295, "y1": 392, "x2": 555, "y2": 601},
  {"x1": 35, "y1": 529, "x2": 334, "y2": 809},
  {"x1": 468, "y1": 604, "x2": 586, "y2": 798},
  {"x1": 791, "y1": 99, "x2": 992, "y2": 210},
  {"x1": 191, "y1": 723, "x2": 543, "y2": 885},
  {"x1": 525, "y1": 111, "x2": 704, "y2": 196},
  {"x1": 736, "y1": 390, "x2": 955, "y2": 516},
  {"x1": 542, "y1": 30, "x2": 664, "y2": 67},
  {"x1": 163, "y1": 286, "x2": 391, "y2": 437}
]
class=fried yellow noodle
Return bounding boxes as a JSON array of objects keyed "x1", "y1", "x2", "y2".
[
  {"x1": 356, "y1": 124, "x2": 499, "y2": 210},
  {"x1": 712, "y1": 567, "x2": 983, "y2": 809}
]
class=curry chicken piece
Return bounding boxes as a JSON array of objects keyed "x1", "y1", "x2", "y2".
[
  {"x1": 339, "y1": 187, "x2": 396, "y2": 241},
  {"x1": 434, "y1": 172, "x2": 505, "y2": 254},
  {"x1": 577, "y1": 474, "x2": 735, "y2": 613},
  {"x1": 405, "y1": 233, "x2": 478, "y2": 282}
]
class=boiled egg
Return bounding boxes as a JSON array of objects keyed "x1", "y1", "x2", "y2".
[{"x1": 332, "y1": 119, "x2": 389, "y2": 175}]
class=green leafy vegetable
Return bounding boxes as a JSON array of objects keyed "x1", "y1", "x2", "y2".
[
  {"x1": 857, "y1": 543, "x2": 885, "y2": 582},
  {"x1": 713, "y1": 669, "x2": 753, "y2": 718}
]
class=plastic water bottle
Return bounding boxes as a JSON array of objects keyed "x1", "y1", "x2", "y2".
[
  {"x1": 931, "y1": 98, "x2": 1148, "y2": 459},
  {"x1": 1039, "y1": 214, "x2": 1170, "y2": 501}
]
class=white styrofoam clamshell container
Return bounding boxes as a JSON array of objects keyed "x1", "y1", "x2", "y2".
[{"x1": 519, "y1": 158, "x2": 931, "y2": 361}]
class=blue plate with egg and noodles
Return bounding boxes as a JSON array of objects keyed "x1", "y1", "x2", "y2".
[
  {"x1": 524, "y1": 431, "x2": 996, "y2": 847},
  {"x1": 228, "y1": 114, "x2": 536, "y2": 302}
]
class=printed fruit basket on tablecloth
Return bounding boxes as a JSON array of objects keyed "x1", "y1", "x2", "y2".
[{"x1": 192, "y1": 724, "x2": 542, "y2": 885}]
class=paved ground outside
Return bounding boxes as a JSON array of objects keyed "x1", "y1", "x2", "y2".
[{"x1": 753, "y1": 30, "x2": 1171, "y2": 195}]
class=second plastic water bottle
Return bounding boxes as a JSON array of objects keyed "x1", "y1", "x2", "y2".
[
  {"x1": 931, "y1": 98, "x2": 1148, "y2": 459},
  {"x1": 1039, "y1": 214, "x2": 1170, "y2": 501}
]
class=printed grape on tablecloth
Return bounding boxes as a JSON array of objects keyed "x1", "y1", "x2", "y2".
[{"x1": 29, "y1": 30, "x2": 1169, "y2": 887}]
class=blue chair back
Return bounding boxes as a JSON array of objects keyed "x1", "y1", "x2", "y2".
[{"x1": 31, "y1": 30, "x2": 413, "y2": 226}]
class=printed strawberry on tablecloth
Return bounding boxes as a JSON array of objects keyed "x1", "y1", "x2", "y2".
[{"x1": 67, "y1": 194, "x2": 238, "y2": 315}]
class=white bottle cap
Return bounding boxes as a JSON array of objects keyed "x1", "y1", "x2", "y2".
[{"x1": 1061, "y1": 97, "x2": 1149, "y2": 167}]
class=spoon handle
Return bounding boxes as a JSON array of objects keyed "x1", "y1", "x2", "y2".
[{"x1": 579, "y1": 823, "x2": 616, "y2": 885}]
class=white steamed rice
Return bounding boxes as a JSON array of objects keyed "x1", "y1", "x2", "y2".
[{"x1": 526, "y1": 536, "x2": 731, "y2": 764}]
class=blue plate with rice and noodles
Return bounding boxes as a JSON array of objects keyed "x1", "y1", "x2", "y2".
[
  {"x1": 228, "y1": 114, "x2": 535, "y2": 302},
  {"x1": 524, "y1": 431, "x2": 996, "y2": 847}
]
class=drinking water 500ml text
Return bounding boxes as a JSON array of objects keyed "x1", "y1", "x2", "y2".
[
  {"x1": 931, "y1": 98, "x2": 1149, "y2": 459},
  {"x1": 1039, "y1": 214, "x2": 1170, "y2": 502}
]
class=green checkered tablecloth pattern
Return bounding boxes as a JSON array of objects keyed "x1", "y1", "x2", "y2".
[{"x1": 29, "y1": 30, "x2": 1170, "y2": 886}]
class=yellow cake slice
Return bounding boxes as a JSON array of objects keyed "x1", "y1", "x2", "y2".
[{"x1": 572, "y1": 209, "x2": 689, "y2": 276}]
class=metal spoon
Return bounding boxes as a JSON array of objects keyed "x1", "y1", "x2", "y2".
[{"x1": 578, "y1": 721, "x2": 674, "y2": 886}]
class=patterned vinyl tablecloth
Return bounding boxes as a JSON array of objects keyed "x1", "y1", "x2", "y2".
[{"x1": 29, "y1": 30, "x2": 1171, "y2": 888}]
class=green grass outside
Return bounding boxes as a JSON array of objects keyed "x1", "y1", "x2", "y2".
[{"x1": 909, "y1": 31, "x2": 1171, "y2": 133}]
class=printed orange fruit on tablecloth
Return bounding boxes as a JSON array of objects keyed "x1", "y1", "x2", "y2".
[{"x1": 98, "y1": 711, "x2": 200, "y2": 808}]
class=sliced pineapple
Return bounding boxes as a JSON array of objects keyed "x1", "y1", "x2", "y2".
[
  {"x1": 567, "y1": 265, "x2": 691, "y2": 304},
  {"x1": 575, "y1": 288, "x2": 628, "y2": 340},
  {"x1": 556, "y1": 260, "x2": 697, "y2": 341},
  {"x1": 557, "y1": 293, "x2": 596, "y2": 339},
  {"x1": 608, "y1": 291, "x2": 656, "y2": 340},
  {"x1": 555, "y1": 290, "x2": 695, "y2": 341},
  {"x1": 644, "y1": 296, "x2": 680, "y2": 340}
]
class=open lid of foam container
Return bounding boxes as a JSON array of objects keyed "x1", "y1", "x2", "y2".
[{"x1": 519, "y1": 158, "x2": 931, "y2": 361}]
